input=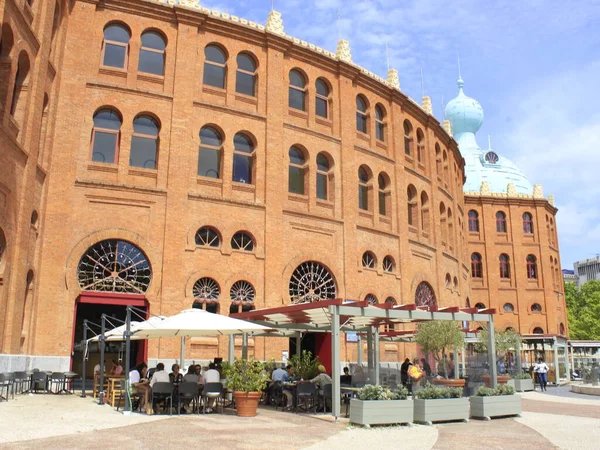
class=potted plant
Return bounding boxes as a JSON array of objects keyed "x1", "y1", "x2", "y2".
[
  {"x1": 222, "y1": 359, "x2": 268, "y2": 417},
  {"x1": 349, "y1": 384, "x2": 412, "y2": 427},
  {"x1": 476, "y1": 328, "x2": 523, "y2": 387},
  {"x1": 413, "y1": 384, "x2": 469, "y2": 425},
  {"x1": 470, "y1": 384, "x2": 521, "y2": 420},
  {"x1": 512, "y1": 373, "x2": 534, "y2": 392},
  {"x1": 415, "y1": 321, "x2": 465, "y2": 387},
  {"x1": 288, "y1": 350, "x2": 320, "y2": 380}
]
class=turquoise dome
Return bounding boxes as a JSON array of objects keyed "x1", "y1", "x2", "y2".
[{"x1": 445, "y1": 78, "x2": 533, "y2": 195}]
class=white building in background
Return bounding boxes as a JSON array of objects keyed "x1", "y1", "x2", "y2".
[{"x1": 573, "y1": 257, "x2": 600, "y2": 287}]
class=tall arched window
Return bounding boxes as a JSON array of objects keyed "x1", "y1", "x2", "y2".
[
  {"x1": 415, "y1": 281, "x2": 436, "y2": 307},
  {"x1": 138, "y1": 31, "x2": 166, "y2": 76},
  {"x1": 447, "y1": 208, "x2": 454, "y2": 249},
  {"x1": 403, "y1": 120, "x2": 413, "y2": 156},
  {"x1": 526, "y1": 254, "x2": 538, "y2": 279},
  {"x1": 496, "y1": 211, "x2": 507, "y2": 233},
  {"x1": 232, "y1": 133, "x2": 255, "y2": 184},
  {"x1": 289, "y1": 69, "x2": 306, "y2": 111},
  {"x1": 130, "y1": 115, "x2": 159, "y2": 169},
  {"x1": 91, "y1": 108, "x2": 122, "y2": 164},
  {"x1": 203, "y1": 44, "x2": 227, "y2": 89},
  {"x1": 471, "y1": 253, "x2": 483, "y2": 278},
  {"x1": 235, "y1": 53, "x2": 257, "y2": 96},
  {"x1": 358, "y1": 166, "x2": 371, "y2": 211},
  {"x1": 197, "y1": 126, "x2": 222, "y2": 178},
  {"x1": 316, "y1": 152, "x2": 332, "y2": 201},
  {"x1": 315, "y1": 78, "x2": 330, "y2": 118},
  {"x1": 550, "y1": 218, "x2": 556, "y2": 246},
  {"x1": 407, "y1": 185, "x2": 418, "y2": 227},
  {"x1": 416, "y1": 128, "x2": 425, "y2": 163},
  {"x1": 523, "y1": 212, "x2": 533, "y2": 234},
  {"x1": 468, "y1": 210, "x2": 479, "y2": 232},
  {"x1": 356, "y1": 95, "x2": 368, "y2": 133},
  {"x1": 420, "y1": 191, "x2": 430, "y2": 235},
  {"x1": 439, "y1": 202, "x2": 447, "y2": 244},
  {"x1": 362, "y1": 251, "x2": 376, "y2": 269},
  {"x1": 499, "y1": 254, "x2": 510, "y2": 279},
  {"x1": 435, "y1": 143, "x2": 441, "y2": 175},
  {"x1": 442, "y1": 150, "x2": 449, "y2": 183},
  {"x1": 375, "y1": 104, "x2": 385, "y2": 141},
  {"x1": 288, "y1": 146, "x2": 307, "y2": 195},
  {"x1": 0, "y1": 228, "x2": 6, "y2": 266},
  {"x1": 101, "y1": 24, "x2": 130, "y2": 69},
  {"x1": 9, "y1": 52, "x2": 31, "y2": 127},
  {"x1": 378, "y1": 172, "x2": 390, "y2": 216}
]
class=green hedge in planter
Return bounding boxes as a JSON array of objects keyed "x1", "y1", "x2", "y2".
[
  {"x1": 358, "y1": 384, "x2": 409, "y2": 401},
  {"x1": 475, "y1": 384, "x2": 515, "y2": 397},
  {"x1": 416, "y1": 384, "x2": 463, "y2": 399}
]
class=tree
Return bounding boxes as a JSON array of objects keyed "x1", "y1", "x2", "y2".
[
  {"x1": 475, "y1": 328, "x2": 523, "y2": 355},
  {"x1": 415, "y1": 321, "x2": 465, "y2": 378},
  {"x1": 565, "y1": 280, "x2": 600, "y2": 340}
]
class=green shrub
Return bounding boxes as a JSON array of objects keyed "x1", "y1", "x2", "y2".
[
  {"x1": 475, "y1": 386, "x2": 496, "y2": 396},
  {"x1": 288, "y1": 350, "x2": 320, "y2": 380},
  {"x1": 357, "y1": 384, "x2": 409, "y2": 401},
  {"x1": 222, "y1": 359, "x2": 268, "y2": 393},
  {"x1": 513, "y1": 373, "x2": 532, "y2": 380},
  {"x1": 415, "y1": 384, "x2": 463, "y2": 399},
  {"x1": 475, "y1": 384, "x2": 516, "y2": 397}
]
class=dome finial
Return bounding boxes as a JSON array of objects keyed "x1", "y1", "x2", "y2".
[{"x1": 457, "y1": 53, "x2": 464, "y2": 91}]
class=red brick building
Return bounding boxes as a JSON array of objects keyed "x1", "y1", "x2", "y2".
[{"x1": 0, "y1": 0, "x2": 567, "y2": 374}]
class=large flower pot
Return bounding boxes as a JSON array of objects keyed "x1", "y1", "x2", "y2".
[
  {"x1": 413, "y1": 397, "x2": 469, "y2": 425},
  {"x1": 349, "y1": 398, "x2": 413, "y2": 427},
  {"x1": 431, "y1": 378, "x2": 466, "y2": 388},
  {"x1": 482, "y1": 375, "x2": 510, "y2": 387},
  {"x1": 514, "y1": 378, "x2": 534, "y2": 392},
  {"x1": 233, "y1": 391, "x2": 262, "y2": 417},
  {"x1": 470, "y1": 395, "x2": 521, "y2": 420}
]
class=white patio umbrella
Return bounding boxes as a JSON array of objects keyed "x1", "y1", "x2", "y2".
[{"x1": 88, "y1": 315, "x2": 166, "y2": 342}]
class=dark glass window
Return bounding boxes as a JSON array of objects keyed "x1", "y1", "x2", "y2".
[
  {"x1": 289, "y1": 70, "x2": 306, "y2": 111},
  {"x1": 232, "y1": 133, "x2": 254, "y2": 184},
  {"x1": 203, "y1": 45, "x2": 227, "y2": 89},
  {"x1": 471, "y1": 253, "x2": 483, "y2": 278},
  {"x1": 503, "y1": 303, "x2": 514, "y2": 313},
  {"x1": 195, "y1": 227, "x2": 220, "y2": 247},
  {"x1": 91, "y1": 109, "x2": 121, "y2": 163},
  {"x1": 404, "y1": 120, "x2": 413, "y2": 155},
  {"x1": 362, "y1": 252, "x2": 375, "y2": 269},
  {"x1": 499, "y1": 254, "x2": 510, "y2": 279},
  {"x1": 315, "y1": 79, "x2": 329, "y2": 118},
  {"x1": 231, "y1": 232, "x2": 254, "y2": 252},
  {"x1": 356, "y1": 96, "x2": 367, "y2": 133},
  {"x1": 358, "y1": 166, "x2": 370, "y2": 210},
  {"x1": 130, "y1": 115, "x2": 159, "y2": 169},
  {"x1": 316, "y1": 153, "x2": 330, "y2": 201},
  {"x1": 378, "y1": 173, "x2": 388, "y2": 216},
  {"x1": 288, "y1": 147, "x2": 306, "y2": 194},
  {"x1": 383, "y1": 256, "x2": 394, "y2": 272},
  {"x1": 468, "y1": 210, "x2": 479, "y2": 232},
  {"x1": 102, "y1": 25, "x2": 130, "y2": 69},
  {"x1": 197, "y1": 127, "x2": 222, "y2": 178},
  {"x1": 523, "y1": 212, "x2": 533, "y2": 234},
  {"x1": 496, "y1": 211, "x2": 507, "y2": 233},
  {"x1": 235, "y1": 53, "x2": 257, "y2": 96},
  {"x1": 138, "y1": 31, "x2": 166, "y2": 76},
  {"x1": 527, "y1": 255, "x2": 538, "y2": 279},
  {"x1": 375, "y1": 105, "x2": 385, "y2": 141}
]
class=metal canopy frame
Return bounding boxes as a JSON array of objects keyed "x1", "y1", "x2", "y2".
[{"x1": 233, "y1": 298, "x2": 498, "y2": 419}]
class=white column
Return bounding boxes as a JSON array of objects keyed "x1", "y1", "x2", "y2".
[
  {"x1": 373, "y1": 327, "x2": 380, "y2": 384},
  {"x1": 180, "y1": 336, "x2": 186, "y2": 369},
  {"x1": 488, "y1": 316, "x2": 497, "y2": 388},
  {"x1": 331, "y1": 306, "x2": 341, "y2": 419},
  {"x1": 228, "y1": 335, "x2": 235, "y2": 363}
]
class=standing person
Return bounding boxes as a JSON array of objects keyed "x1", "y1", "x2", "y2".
[
  {"x1": 420, "y1": 358, "x2": 432, "y2": 377},
  {"x1": 400, "y1": 358, "x2": 412, "y2": 390},
  {"x1": 536, "y1": 358, "x2": 549, "y2": 391}
]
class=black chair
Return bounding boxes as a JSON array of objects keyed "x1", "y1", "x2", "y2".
[
  {"x1": 295, "y1": 382, "x2": 317, "y2": 413},
  {"x1": 177, "y1": 382, "x2": 199, "y2": 415},
  {"x1": 49, "y1": 372, "x2": 66, "y2": 394},
  {"x1": 31, "y1": 371, "x2": 48, "y2": 394},
  {"x1": 0, "y1": 374, "x2": 11, "y2": 401},
  {"x1": 151, "y1": 382, "x2": 173, "y2": 415},
  {"x1": 14, "y1": 372, "x2": 30, "y2": 395},
  {"x1": 268, "y1": 381, "x2": 287, "y2": 410},
  {"x1": 116, "y1": 380, "x2": 143, "y2": 412},
  {"x1": 321, "y1": 383, "x2": 332, "y2": 413},
  {"x1": 202, "y1": 382, "x2": 223, "y2": 414},
  {"x1": 3, "y1": 373, "x2": 15, "y2": 399}
]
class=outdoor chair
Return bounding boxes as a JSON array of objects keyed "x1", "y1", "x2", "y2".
[
  {"x1": 151, "y1": 382, "x2": 174, "y2": 415},
  {"x1": 116, "y1": 380, "x2": 143, "y2": 412},
  {"x1": 13, "y1": 371, "x2": 30, "y2": 395},
  {"x1": 320, "y1": 383, "x2": 333, "y2": 413},
  {"x1": 295, "y1": 382, "x2": 317, "y2": 413},
  {"x1": 177, "y1": 381, "x2": 199, "y2": 415},
  {"x1": 202, "y1": 382, "x2": 224, "y2": 414},
  {"x1": 0, "y1": 373, "x2": 12, "y2": 401},
  {"x1": 269, "y1": 381, "x2": 287, "y2": 410},
  {"x1": 31, "y1": 371, "x2": 48, "y2": 394},
  {"x1": 49, "y1": 372, "x2": 66, "y2": 394}
]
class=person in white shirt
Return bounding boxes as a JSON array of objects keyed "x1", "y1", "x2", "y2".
[
  {"x1": 150, "y1": 363, "x2": 170, "y2": 387},
  {"x1": 129, "y1": 362, "x2": 150, "y2": 412},
  {"x1": 203, "y1": 363, "x2": 221, "y2": 411},
  {"x1": 534, "y1": 358, "x2": 549, "y2": 391}
]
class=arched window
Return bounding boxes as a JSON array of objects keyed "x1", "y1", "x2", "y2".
[
  {"x1": 468, "y1": 210, "x2": 479, "y2": 232},
  {"x1": 315, "y1": 78, "x2": 330, "y2": 118},
  {"x1": 415, "y1": 281, "x2": 436, "y2": 307},
  {"x1": 378, "y1": 172, "x2": 390, "y2": 216},
  {"x1": 526, "y1": 254, "x2": 538, "y2": 279},
  {"x1": 288, "y1": 146, "x2": 307, "y2": 195},
  {"x1": 130, "y1": 115, "x2": 159, "y2": 169},
  {"x1": 420, "y1": 192, "x2": 430, "y2": 235},
  {"x1": 365, "y1": 294, "x2": 378, "y2": 305},
  {"x1": 232, "y1": 133, "x2": 255, "y2": 184},
  {"x1": 358, "y1": 166, "x2": 371, "y2": 211},
  {"x1": 229, "y1": 280, "x2": 256, "y2": 314},
  {"x1": 385, "y1": 297, "x2": 397, "y2": 305},
  {"x1": 559, "y1": 323, "x2": 565, "y2": 335},
  {"x1": 289, "y1": 261, "x2": 336, "y2": 304},
  {"x1": 403, "y1": 120, "x2": 413, "y2": 156},
  {"x1": 10, "y1": 51, "x2": 30, "y2": 126},
  {"x1": 138, "y1": 31, "x2": 166, "y2": 76},
  {"x1": 192, "y1": 277, "x2": 220, "y2": 313},
  {"x1": 356, "y1": 95, "x2": 368, "y2": 133},
  {"x1": 503, "y1": 303, "x2": 514, "y2": 313},
  {"x1": 195, "y1": 226, "x2": 220, "y2": 247},
  {"x1": 50, "y1": 1, "x2": 61, "y2": 57},
  {"x1": 531, "y1": 303, "x2": 542, "y2": 313},
  {"x1": 499, "y1": 254, "x2": 510, "y2": 279},
  {"x1": 496, "y1": 211, "x2": 507, "y2": 233},
  {"x1": 453, "y1": 276, "x2": 459, "y2": 291},
  {"x1": 550, "y1": 218, "x2": 556, "y2": 246},
  {"x1": 203, "y1": 44, "x2": 227, "y2": 89},
  {"x1": 447, "y1": 208, "x2": 454, "y2": 249},
  {"x1": 91, "y1": 108, "x2": 122, "y2": 164},
  {"x1": 383, "y1": 255, "x2": 395, "y2": 273},
  {"x1": 416, "y1": 128, "x2": 425, "y2": 163},
  {"x1": 235, "y1": 53, "x2": 257, "y2": 96},
  {"x1": 197, "y1": 126, "x2": 222, "y2": 178},
  {"x1": 316, "y1": 153, "x2": 332, "y2": 201},
  {"x1": 533, "y1": 327, "x2": 544, "y2": 334},
  {"x1": 231, "y1": 231, "x2": 254, "y2": 252},
  {"x1": 523, "y1": 212, "x2": 533, "y2": 234},
  {"x1": 471, "y1": 253, "x2": 483, "y2": 278},
  {"x1": 439, "y1": 202, "x2": 447, "y2": 244},
  {"x1": 375, "y1": 104, "x2": 385, "y2": 141},
  {"x1": 475, "y1": 302, "x2": 486, "y2": 310},
  {"x1": 30, "y1": 210, "x2": 39, "y2": 227},
  {"x1": 362, "y1": 251, "x2": 376, "y2": 269},
  {"x1": 0, "y1": 228, "x2": 6, "y2": 265},
  {"x1": 289, "y1": 69, "x2": 306, "y2": 111},
  {"x1": 435, "y1": 143, "x2": 441, "y2": 175},
  {"x1": 445, "y1": 273, "x2": 452, "y2": 288},
  {"x1": 102, "y1": 24, "x2": 130, "y2": 69},
  {"x1": 77, "y1": 240, "x2": 152, "y2": 293},
  {"x1": 407, "y1": 185, "x2": 417, "y2": 227},
  {"x1": 442, "y1": 150, "x2": 449, "y2": 183}
]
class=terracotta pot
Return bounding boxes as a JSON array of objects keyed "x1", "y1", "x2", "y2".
[
  {"x1": 431, "y1": 378, "x2": 466, "y2": 388},
  {"x1": 482, "y1": 375, "x2": 511, "y2": 387},
  {"x1": 233, "y1": 391, "x2": 262, "y2": 417}
]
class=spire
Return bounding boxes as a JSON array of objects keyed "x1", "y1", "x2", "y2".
[
  {"x1": 336, "y1": 39, "x2": 352, "y2": 63},
  {"x1": 488, "y1": 135, "x2": 492, "y2": 150},
  {"x1": 457, "y1": 53, "x2": 464, "y2": 92},
  {"x1": 265, "y1": 9, "x2": 284, "y2": 35}
]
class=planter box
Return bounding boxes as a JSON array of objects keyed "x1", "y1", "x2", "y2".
[
  {"x1": 507, "y1": 379, "x2": 515, "y2": 388},
  {"x1": 413, "y1": 398, "x2": 469, "y2": 425},
  {"x1": 349, "y1": 398, "x2": 413, "y2": 427},
  {"x1": 514, "y1": 378, "x2": 534, "y2": 392},
  {"x1": 470, "y1": 395, "x2": 521, "y2": 420}
]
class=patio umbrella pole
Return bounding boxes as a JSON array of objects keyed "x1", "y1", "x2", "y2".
[
  {"x1": 373, "y1": 327, "x2": 380, "y2": 384},
  {"x1": 228, "y1": 335, "x2": 234, "y2": 363},
  {"x1": 357, "y1": 333, "x2": 362, "y2": 366},
  {"x1": 99, "y1": 315, "x2": 106, "y2": 405},
  {"x1": 454, "y1": 345, "x2": 460, "y2": 379},
  {"x1": 330, "y1": 305, "x2": 341, "y2": 420},
  {"x1": 81, "y1": 320, "x2": 88, "y2": 398},
  {"x1": 124, "y1": 306, "x2": 132, "y2": 414},
  {"x1": 180, "y1": 336, "x2": 185, "y2": 369},
  {"x1": 242, "y1": 333, "x2": 248, "y2": 359},
  {"x1": 487, "y1": 314, "x2": 497, "y2": 388}
]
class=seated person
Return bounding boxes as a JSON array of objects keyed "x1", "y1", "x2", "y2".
[
  {"x1": 272, "y1": 365, "x2": 289, "y2": 382},
  {"x1": 340, "y1": 366, "x2": 352, "y2": 385},
  {"x1": 129, "y1": 362, "x2": 150, "y2": 413},
  {"x1": 183, "y1": 365, "x2": 199, "y2": 384},
  {"x1": 110, "y1": 359, "x2": 124, "y2": 376},
  {"x1": 150, "y1": 363, "x2": 170, "y2": 387},
  {"x1": 169, "y1": 364, "x2": 183, "y2": 384},
  {"x1": 202, "y1": 363, "x2": 221, "y2": 412},
  {"x1": 310, "y1": 364, "x2": 332, "y2": 394}
]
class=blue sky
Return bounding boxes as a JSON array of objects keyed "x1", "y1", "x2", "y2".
[{"x1": 196, "y1": 0, "x2": 599, "y2": 268}]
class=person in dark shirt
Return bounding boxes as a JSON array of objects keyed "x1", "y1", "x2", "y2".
[
  {"x1": 340, "y1": 366, "x2": 352, "y2": 385},
  {"x1": 400, "y1": 358, "x2": 412, "y2": 389},
  {"x1": 420, "y1": 358, "x2": 432, "y2": 377}
]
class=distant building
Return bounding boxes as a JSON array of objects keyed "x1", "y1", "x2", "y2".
[
  {"x1": 562, "y1": 269, "x2": 578, "y2": 284},
  {"x1": 573, "y1": 257, "x2": 600, "y2": 286}
]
